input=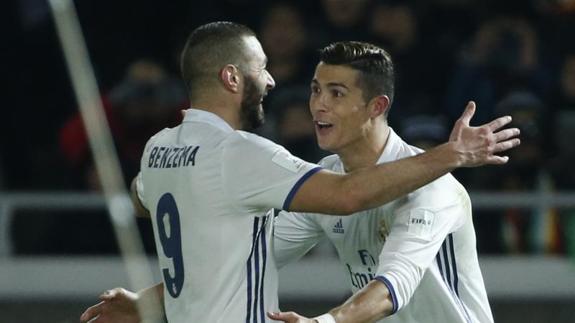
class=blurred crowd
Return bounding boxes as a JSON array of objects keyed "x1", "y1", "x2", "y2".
[{"x1": 5, "y1": 0, "x2": 575, "y2": 256}]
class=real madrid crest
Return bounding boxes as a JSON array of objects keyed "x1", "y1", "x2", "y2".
[{"x1": 379, "y1": 218, "x2": 390, "y2": 242}]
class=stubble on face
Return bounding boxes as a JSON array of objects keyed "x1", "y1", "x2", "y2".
[{"x1": 240, "y1": 74, "x2": 266, "y2": 131}]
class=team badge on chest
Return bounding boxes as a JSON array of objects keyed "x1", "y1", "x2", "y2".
[{"x1": 379, "y1": 218, "x2": 390, "y2": 242}]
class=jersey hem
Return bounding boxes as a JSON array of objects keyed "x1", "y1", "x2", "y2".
[
  {"x1": 282, "y1": 166, "x2": 322, "y2": 210},
  {"x1": 375, "y1": 275, "x2": 398, "y2": 314}
]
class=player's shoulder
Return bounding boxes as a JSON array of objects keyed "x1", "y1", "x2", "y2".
[
  {"x1": 391, "y1": 133, "x2": 470, "y2": 209},
  {"x1": 226, "y1": 130, "x2": 283, "y2": 152},
  {"x1": 143, "y1": 127, "x2": 172, "y2": 152},
  {"x1": 431, "y1": 173, "x2": 466, "y2": 194},
  {"x1": 401, "y1": 140, "x2": 425, "y2": 158},
  {"x1": 395, "y1": 143, "x2": 468, "y2": 203},
  {"x1": 234, "y1": 130, "x2": 277, "y2": 145},
  {"x1": 151, "y1": 127, "x2": 173, "y2": 141},
  {"x1": 221, "y1": 130, "x2": 291, "y2": 163},
  {"x1": 410, "y1": 172, "x2": 469, "y2": 209},
  {"x1": 316, "y1": 154, "x2": 340, "y2": 170},
  {"x1": 396, "y1": 138, "x2": 465, "y2": 193}
]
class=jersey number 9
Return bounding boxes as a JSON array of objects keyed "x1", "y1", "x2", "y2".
[{"x1": 156, "y1": 192, "x2": 185, "y2": 298}]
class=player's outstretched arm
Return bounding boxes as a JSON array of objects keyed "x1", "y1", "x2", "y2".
[
  {"x1": 287, "y1": 101, "x2": 520, "y2": 215},
  {"x1": 268, "y1": 279, "x2": 392, "y2": 323},
  {"x1": 80, "y1": 283, "x2": 164, "y2": 323}
]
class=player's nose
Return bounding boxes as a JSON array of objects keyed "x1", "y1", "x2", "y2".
[{"x1": 265, "y1": 70, "x2": 275, "y2": 90}]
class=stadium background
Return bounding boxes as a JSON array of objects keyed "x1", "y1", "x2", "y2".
[{"x1": 2, "y1": 0, "x2": 575, "y2": 322}]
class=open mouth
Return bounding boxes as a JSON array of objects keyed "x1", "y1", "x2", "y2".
[{"x1": 315, "y1": 121, "x2": 333, "y2": 130}]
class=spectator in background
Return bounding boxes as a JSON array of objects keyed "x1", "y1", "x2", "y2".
[
  {"x1": 59, "y1": 59, "x2": 187, "y2": 190},
  {"x1": 548, "y1": 108, "x2": 575, "y2": 256},
  {"x1": 494, "y1": 92, "x2": 558, "y2": 254},
  {"x1": 0, "y1": 154, "x2": 4, "y2": 189},
  {"x1": 22, "y1": 59, "x2": 187, "y2": 256},
  {"x1": 399, "y1": 115, "x2": 449, "y2": 150},
  {"x1": 442, "y1": 13, "x2": 568, "y2": 255},
  {"x1": 259, "y1": 2, "x2": 313, "y2": 88},
  {"x1": 368, "y1": 2, "x2": 447, "y2": 123},
  {"x1": 548, "y1": 53, "x2": 575, "y2": 257},
  {"x1": 445, "y1": 17, "x2": 552, "y2": 126},
  {"x1": 464, "y1": 91, "x2": 560, "y2": 254},
  {"x1": 551, "y1": 53, "x2": 575, "y2": 112},
  {"x1": 313, "y1": 0, "x2": 372, "y2": 44},
  {"x1": 549, "y1": 53, "x2": 575, "y2": 170},
  {"x1": 535, "y1": 0, "x2": 575, "y2": 15},
  {"x1": 531, "y1": 0, "x2": 575, "y2": 63},
  {"x1": 191, "y1": 0, "x2": 266, "y2": 29},
  {"x1": 546, "y1": 53, "x2": 575, "y2": 176}
]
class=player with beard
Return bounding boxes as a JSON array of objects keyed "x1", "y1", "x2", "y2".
[
  {"x1": 240, "y1": 72, "x2": 266, "y2": 131},
  {"x1": 81, "y1": 22, "x2": 519, "y2": 323}
]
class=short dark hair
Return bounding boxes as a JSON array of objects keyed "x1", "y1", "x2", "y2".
[
  {"x1": 180, "y1": 21, "x2": 256, "y2": 97},
  {"x1": 319, "y1": 41, "x2": 395, "y2": 106}
]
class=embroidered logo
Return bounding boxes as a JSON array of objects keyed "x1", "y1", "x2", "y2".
[
  {"x1": 333, "y1": 218, "x2": 344, "y2": 234},
  {"x1": 379, "y1": 218, "x2": 390, "y2": 242}
]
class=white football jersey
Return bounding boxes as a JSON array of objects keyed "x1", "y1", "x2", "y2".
[
  {"x1": 275, "y1": 129, "x2": 493, "y2": 323},
  {"x1": 136, "y1": 108, "x2": 321, "y2": 323}
]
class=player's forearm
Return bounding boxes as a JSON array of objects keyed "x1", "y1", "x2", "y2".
[
  {"x1": 341, "y1": 143, "x2": 460, "y2": 212},
  {"x1": 327, "y1": 280, "x2": 393, "y2": 323},
  {"x1": 288, "y1": 143, "x2": 460, "y2": 215}
]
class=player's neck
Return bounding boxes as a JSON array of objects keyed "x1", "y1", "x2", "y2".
[
  {"x1": 190, "y1": 95, "x2": 242, "y2": 130},
  {"x1": 339, "y1": 124, "x2": 390, "y2": 173}
]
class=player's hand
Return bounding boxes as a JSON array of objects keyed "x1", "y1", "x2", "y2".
[
  {"x1": 267, "y1": 311, "x2": 317, "y2": 323},
  {"x1": 449, "y1": 101, "x2": 520, "y2": 167},
  {"x1": 80, "y1": 288, "x2": 140, "y2": 323}
]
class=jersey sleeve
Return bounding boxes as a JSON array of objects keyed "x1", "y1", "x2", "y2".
[
  {"x1": 274, "y1": 211, "x2": 325, "y2": 269},
  {"x1": 134, "y1": 171, "x2": 147, "y2": 209},
  {"x1": 221, "y1": 133, "x2": 322, "y2": 212},
  {"x1": 375, "y1": 182, "x2": 470, "y2": 314}
]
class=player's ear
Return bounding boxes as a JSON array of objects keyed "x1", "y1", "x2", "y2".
[
  {"x1": 220, "y1": 64, "x2": 241, "y2": 93},
  {"x1": 368, "y1": 95, "x2": 390, "y2": 119}
]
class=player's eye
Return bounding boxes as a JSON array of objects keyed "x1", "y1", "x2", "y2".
[
  {"x1": 332, "y1": 89, "x2": 344, "y2": 98},
  {"x1": 310, "y1": 85, "x2": 320, "y2": 95}
]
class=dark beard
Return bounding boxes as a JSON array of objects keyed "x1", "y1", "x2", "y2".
[{"x1": 240, "y1": 75, "x2": 265, "y2": 131}]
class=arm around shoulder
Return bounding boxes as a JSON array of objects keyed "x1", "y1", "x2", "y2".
[
  {"x1": 287, "y1": 147, "x2": 459, "y2": 215},
  {"x1": 287, "y1": 101, "x2": 520, "y2": 215}
]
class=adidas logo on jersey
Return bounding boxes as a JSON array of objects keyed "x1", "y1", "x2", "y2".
[{"x1": 333, "y1": 219, "x2": 344, "y2": 234}]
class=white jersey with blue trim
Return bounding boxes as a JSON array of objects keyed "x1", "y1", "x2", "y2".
[
  {"x1": 136, "y1": 108, "x2": 321, "y2": 323},
  {"x1": 274, "y1": 128, "x2": 493, "y2": 323}
]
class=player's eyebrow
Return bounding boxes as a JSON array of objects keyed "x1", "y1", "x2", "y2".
[
  {"x1": 326, "y1": 82, "x2": 349, "y2": 90},
  {"x1": 310, "y1": 79, "x2": 350, "y2": 90}
]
